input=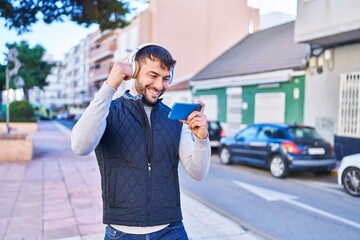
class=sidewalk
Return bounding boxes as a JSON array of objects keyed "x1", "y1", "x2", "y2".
[{"x1": 0, "y1": 121, "x2": 262, "y2": 240}]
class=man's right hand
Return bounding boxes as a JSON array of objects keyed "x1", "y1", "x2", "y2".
[{"x1": 106, "y1": 62, "x2": 133, "y2": 89}]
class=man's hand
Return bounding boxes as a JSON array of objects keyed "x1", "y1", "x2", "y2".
[
  {"x1": 106, "y1": 62, "x2": 133, "y2": 89},
  {"x1": 181, "y1": 100, "x2": 208, "y2": 139}
]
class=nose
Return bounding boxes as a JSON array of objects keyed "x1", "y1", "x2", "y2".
[{"x1": 153, "y1": 77, "x2": 164, "y2": 90}]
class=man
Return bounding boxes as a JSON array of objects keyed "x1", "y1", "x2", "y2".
[{"x1": 71, "y1": 43, "x2": 211, "y2": 239}]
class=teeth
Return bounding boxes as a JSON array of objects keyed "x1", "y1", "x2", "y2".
[{"x1": 149, "y1": 89, "x2": 159, "y2": 95}]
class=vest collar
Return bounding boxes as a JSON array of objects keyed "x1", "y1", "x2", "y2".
[{"x1": 122, "y1": 90, "x2": 164, "y2": 105}]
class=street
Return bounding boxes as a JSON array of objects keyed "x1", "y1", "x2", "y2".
[{"x1": 179, "y1": 151, "x2": 360, "y2": 240}]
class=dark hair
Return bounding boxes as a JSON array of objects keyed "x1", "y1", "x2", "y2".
[{"x1": 135, "y1": 45, "x2": 176, "y2": 70}]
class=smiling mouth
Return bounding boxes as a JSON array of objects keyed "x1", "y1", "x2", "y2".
[{"x1": 147, "y1": 88, "x2": 161, "y2": 98}]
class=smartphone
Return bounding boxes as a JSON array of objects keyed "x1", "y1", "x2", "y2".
[{"x1": 168, "y1": 102, "x2": 202, "y2": 120}]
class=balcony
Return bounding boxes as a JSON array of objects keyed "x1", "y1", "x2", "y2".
[
  {"x1": 89, "y1": 40, "x2": 116, "y2": 62},
  {"x1": 89, "y1": 64, "x2": 113, "y2": 82}
]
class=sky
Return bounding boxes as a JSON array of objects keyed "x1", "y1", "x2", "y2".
[{"x1": 0, "y1": 0, "x2": 297, "y2": 64}]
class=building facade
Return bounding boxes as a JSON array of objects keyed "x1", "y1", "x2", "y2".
[
  {"x1": 191, "y1": 22, "x2": 309, "y2": 135},
  {"x1": 295, "y1": 0, "x2": 360, "y2": 159},
  {"x1": 88, "y1": 29, "x2": 117, "y2": 97},
  {"x1": 42, "y1": 61, "x2": 65, "y2": 111},
  {"x1": 63, "y1": 38, "x2": 89, "y2": 115}
]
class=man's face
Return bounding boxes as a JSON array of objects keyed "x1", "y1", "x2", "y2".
[{"x1": 134, "y1": 58, "x2": 171, "y2": 105}]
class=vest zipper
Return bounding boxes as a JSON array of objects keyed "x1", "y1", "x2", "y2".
[
  {"x1": 143, "y1": 105, "x2": 153, "y2": 226},
  {"x1": 147, "y1": 161, "x2": 152, "y2": 225}
]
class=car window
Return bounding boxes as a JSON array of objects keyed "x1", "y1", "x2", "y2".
[
  {"x1": 235, "y1": 126, "x2": 258, "y2": 141},
  {"x1": 288, "y1": 127, "x2": 324, "y2": 141},
  {"x1": 258, "y1": 126, "x2": 284, "y2": 140}
]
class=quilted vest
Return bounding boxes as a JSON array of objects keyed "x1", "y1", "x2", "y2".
[{"x1": 95, "y1": 96, "x2": 183, "y2": 226}]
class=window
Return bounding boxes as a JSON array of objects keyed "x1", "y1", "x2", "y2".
[
  {"x1": 338, "y1": 72, "x2": 360, "y2": 137},
  {"x1": 236, "y1": 126, "x2": 258, "y2": 141},
  {"x1": 288, "y1": 127, "x2": 324, "y2": 141},
  {"x1": 254, "y1": 92, "x2": 285, "y2": 123},
  {"x1": 258, "y1": 126, "x2": 281, "y2": 140}
]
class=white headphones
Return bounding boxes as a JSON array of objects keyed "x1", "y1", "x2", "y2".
[{"x1": 127, "y1": 43, "x2": 175, "y2": 83}]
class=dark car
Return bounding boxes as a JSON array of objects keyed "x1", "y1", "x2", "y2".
[
  {"x1": 218, "y1": 123, "x2": 337, "y2": 178},
  {"x1": 208, "y1": 121, "x2": 224, "y2": 148}
]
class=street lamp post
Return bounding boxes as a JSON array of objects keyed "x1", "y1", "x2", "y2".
[{"x1": 5, "y1": 67, "x2": 10, "y2": 134}]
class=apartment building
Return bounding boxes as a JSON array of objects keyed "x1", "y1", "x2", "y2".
[
  {"x1": 88, "y1": 29, "x2": 118, "y2": 97},
  {"x1": 63, "y1": 38, "x2": 89, "y2": 115},
  {"x1": 42, "y1": 61, "x2": 64, "y2": 110}
]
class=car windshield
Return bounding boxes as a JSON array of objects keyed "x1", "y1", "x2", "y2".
[{"x1": 288, "y1": 126, "x2": 324, "y2": 141}]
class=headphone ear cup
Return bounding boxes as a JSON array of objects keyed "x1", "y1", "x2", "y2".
[
  {"x1": 169, "y1": 68, "x2": 174, "y2": 84},
  {"x1": 132, "y1": 60, "x2": 140, "y2": 78}
]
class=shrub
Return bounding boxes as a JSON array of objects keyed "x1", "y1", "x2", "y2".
[{"x1": 8, "y1": 100, "x2": 36, "y2": 122}]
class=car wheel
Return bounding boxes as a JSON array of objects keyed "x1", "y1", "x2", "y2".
[
  {"x1": 313, "y1": 170, "x2": 332, "y2": 176},
  {"x1": 219, "y1": 148, "x2": 232, "y2": 165},
  {"x1": 342, "y1": 167, "x2": 360, "y2": 197},
  {"x1": 270, "y1": 155, "x2": 289, "y2": 178}
]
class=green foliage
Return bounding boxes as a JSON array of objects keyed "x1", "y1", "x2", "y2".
[
  {"x1": 8, "y1": 100, "x2": 36, "y2": 122},
  {"x1": 0, "y1": 0, "x2": 134, "y2": 34},
  {"x1": 5, "y1": 41, "x2": 54, "y2": 99}
]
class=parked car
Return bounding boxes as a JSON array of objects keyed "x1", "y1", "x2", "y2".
[
  {"x1": 208, "y1": 121, "x2": 224, "y2": 147},
  {"x1": 338, "y1": 153, "x2": 360, "y2": 197},
  {"x1": 218, "y1": 123, "x2": 337, "y2": 178}
]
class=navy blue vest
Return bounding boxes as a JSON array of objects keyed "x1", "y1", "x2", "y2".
[{"x1": 95, "y1": 96, "x2": 183, "y2": 226}]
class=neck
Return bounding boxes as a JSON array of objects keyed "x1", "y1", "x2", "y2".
[{"x1": 130, "y1": 85, "x2": 139, "y2": 96}]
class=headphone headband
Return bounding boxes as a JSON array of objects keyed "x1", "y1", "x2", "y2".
[{"x1": 127, "y1": 43, "x2": 174, "y2": 83}]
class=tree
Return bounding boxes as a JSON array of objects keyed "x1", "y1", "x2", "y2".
[
  {"x1": 1, "y1": 41, "x2": 53, "y2": 100},
  {"x1": 0, "y1": 0, "x2": 134, "y2": 34}
]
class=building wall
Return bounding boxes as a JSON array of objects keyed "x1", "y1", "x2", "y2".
[
  {"x1": 295, "y1": 0, "x2": 360, "y2": 44},
  {"x1": 304, "y1": 43, "x2": 360, "y2": 143},
  {"x1": 193, "y1": 88, "x2": 227, "y2": 122},
  {"x1": 88, "y1": 29, "x2": 117, "y2": 95},
  {"x1": 42, "y1": 61, "x2": 64, "y2": 109},
  {"x1": 242, "y1": 76, "x2": 305, "y2": 125},
  {"x1": 150, "y1": 0, "x2": 259, "y2": 80},
  {"x1": 63, "y1": 37, "x2": 89, "y2": 114},
  {"x1": 162, "y1": 90, "x2": 192, "y2": 107}
]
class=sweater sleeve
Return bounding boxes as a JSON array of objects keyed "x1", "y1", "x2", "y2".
[
  {"x1": 71, "y1": 82, "x2": 117, "y2": 156},
  {"x1": 179, "y1": 124, "x2": 211, "y2": 181}
]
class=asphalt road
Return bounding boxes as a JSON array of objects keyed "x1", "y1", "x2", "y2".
[
  {"x1": 179, "y1": 152, "x2": 360, "y2": 240},
  {"x1": 56, "y1": 119, "x2": 77, "y2": 129}
]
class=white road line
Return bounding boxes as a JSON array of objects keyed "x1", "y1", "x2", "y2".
[{"x1": 233, "y1": 180, "x2": 360, "y2": 229}]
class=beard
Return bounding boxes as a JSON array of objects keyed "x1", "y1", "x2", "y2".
[{"x1": 135, "y1": 80, "x2": 163, "y2": 106}]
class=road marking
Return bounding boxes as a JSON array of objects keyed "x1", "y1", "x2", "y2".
[
  {"x1": 290, "y1": 179, "x2": 347, "y2": 196},
  {"x1": 233, "y1": 180, "x2": 360, "y2": 229}
]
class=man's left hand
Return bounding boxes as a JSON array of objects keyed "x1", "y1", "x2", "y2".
[{"x1": 181, "y1": 100, "x2": 208, "y2": 139}]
